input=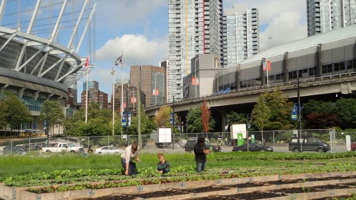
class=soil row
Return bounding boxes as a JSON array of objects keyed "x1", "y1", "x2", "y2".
[{"x1": 79, "y1": 175, "x2": 356, "y2": 200}]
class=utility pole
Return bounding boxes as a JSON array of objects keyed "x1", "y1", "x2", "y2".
[
  {"x1": 297, "y1": 69, "x2": 302, "y2": 152},
  {"x1": 126, "y1": 88, "x2": 129, "y2": 135}
]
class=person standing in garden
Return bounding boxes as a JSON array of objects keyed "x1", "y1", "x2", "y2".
[
  {"x1": 121, "y1": 141, "x2": 140, "y2": 176},
  {"x1": 157, "y1": 153, "x2": 170, "y2": 174},
  {"x1": 194, "y1": 137, "x2": 210, "y2": 173}
]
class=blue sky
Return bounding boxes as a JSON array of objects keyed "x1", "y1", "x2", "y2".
[
  {"x1": 91, "y1": 0, "x2": 308, "y2": 101},
  {"x1": 2, "y1": 0, "x2": 309, "y2": 101}
]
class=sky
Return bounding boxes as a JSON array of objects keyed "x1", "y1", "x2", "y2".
[
  {"x1": 4, "y1": 0, "x2": 308, "y2": 101},
  {"x1": 88, "y1": 0, "x2": 308, "y2": 101}
]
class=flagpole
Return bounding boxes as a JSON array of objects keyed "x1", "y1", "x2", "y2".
[
  {"x1": 120, "y1": 61, "x2": 124, "y2": 135},
  {"x1": 112, "y1": 62, "x2": 115, "y2": 136},
  {"x1": 84, "y1": 57, "x2": 90, "y2": 123},
  {"x1": 85, "y1": 68, "x2": 89, "y2": 123}
]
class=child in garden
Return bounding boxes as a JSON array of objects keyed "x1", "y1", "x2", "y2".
[{"x1": 157, "y1": 153, "x2": 170, "y2": 174}]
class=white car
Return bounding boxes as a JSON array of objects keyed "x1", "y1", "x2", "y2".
[{"x1": 94, "y1": 146, "x2": 124, "y2": 154}]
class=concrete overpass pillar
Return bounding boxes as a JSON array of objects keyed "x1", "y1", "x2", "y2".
[
  {"x1": 260, "y1": 59, "x2": 265, "y2": 86},
  {"x1": 316, "y1": 44, "x2": 323, "y2": 77},
  {"x1": 283, "y1": 52, "x2": 289, "y2": 82},
  {"x1": 211, "y1": 108, "x2": 228, "y2": 132}
]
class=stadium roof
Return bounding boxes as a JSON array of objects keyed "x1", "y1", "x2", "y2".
[{"x1": 240, "y1": 25, "x2": 356, "y2": 65}]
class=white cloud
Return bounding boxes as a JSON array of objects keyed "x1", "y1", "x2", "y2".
[
  {"x1": 95, "y1": 34, "x2": 168, "y2": 66},
  {"x1": 224, "y1": 0, "x2": 307, "y2": 49},
  {"x1": 260, "y1": 11, "x2": 307, "y2": 51}
]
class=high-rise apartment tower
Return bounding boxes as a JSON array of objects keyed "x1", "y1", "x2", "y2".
[
  {"x1": 223, "y1": 4, "x2": 259, "y2": 68},
  {"x1": 168, "y1": 0, "x2": 223, "y2": 102},
  {"x1": 307, "y1": 0, "x2": 356, "y2": 36}
]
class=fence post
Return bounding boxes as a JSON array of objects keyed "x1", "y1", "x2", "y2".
[
  {"x1": 273, "y1": 130, "x2": 275, "y2": 152},
  {"x1": 172, "y1": 134, "x2": 174, "y2": 150}
]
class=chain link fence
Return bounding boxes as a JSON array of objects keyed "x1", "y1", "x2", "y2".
[{"x1": 1, "y1": 129, "x2": 355, "y2": 155}]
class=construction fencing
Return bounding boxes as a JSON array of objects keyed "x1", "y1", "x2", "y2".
[{"x1": 0, "y1": 129, "x2": 355, "y2": 154}]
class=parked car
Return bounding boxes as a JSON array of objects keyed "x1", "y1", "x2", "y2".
[
  {"x1": 232, "y1": 143, "x2": 273, "y2": 152},
  {"x1": 184, "y1": 138, "x2": 221, "y2": 153},
  {"x1": 288, "y1": 136, "x2": 330, "y2": 152},
  {"x1": 3, "y1": 146, "x2": 27, "y2": 155},
  {"x1": 42, "y1": 143, "x2": 83, "y2": 153},
  {"x1": 94, "y1": 146, "x2": 124, "y2": 154},
  {"x1": 22, "y1": 143, "x2": 44, "y2": 151},
  {"x1": 351, "y1": 142, "x2": 356, "y2": 151}
]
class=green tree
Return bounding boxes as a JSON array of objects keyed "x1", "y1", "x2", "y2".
[
  {"x1": 3, "y1": 94, "x2": 31, "y2": 133},
  {"x1": 186, "y1": 105, "x2": 215, "y2": 133},
  {"x1": 335, "y1": 98, "x2": 356, "y2": 129},
  {"x1": 128, "y1": 105, "x2": 156, "y2": 135},
  {"x1": 251, "y1": 96, "x2": 271, "y2": 131},
  {"x1": 64, "y1": 103, "x2": 113, "y2": 136},
  {"x1": 227, "y1": 111, "x2": 248, "y2": 126},
  {"x1": 302, "y1": 100, "x2": 335, "y2": 118},
  {"x1": 263, "y1": 91, "x2": 294, "y2": 130},
  {"x1": 154, "y1": 105, "x2": 172, "y2": 128},
  {"x1": 0, "y1": 100, "x2": 8, "y2": 129},
  {"x1": 40, "y1": 100, "x2": 65, "y2": 134},
  {"x1": 154, "y1": 105, "x2": 179, "y2": 133},
  {"x1": 302, "y1": 100, "x2": 337, "y2": 129}
]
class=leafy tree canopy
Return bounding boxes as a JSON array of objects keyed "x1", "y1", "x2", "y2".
[
  {"x1": 335, "y1": 98, "x2": 356, "y2": 129},
  {"x1": 251, "y1": 95, "x2": 271, "y2": 131},
  {"x1": 40, "y1": 100, "x2": 65, "y2": 128},
  {"x1": 227, "y1": 112, "x2": 248, "y2": 126},
  {"x1": 262, "y1": 91, "x2": 294, "y2": 130},
  {"x1": 3, "y1": 93, "x2": 31, "y2": 130},
  {"x1": 186, "y1": 104, "x2": 215, "y2": 133}
]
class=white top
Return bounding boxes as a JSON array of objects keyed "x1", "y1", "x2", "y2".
[{"x1": 121, "y1": 145, "x2": 138, "y2": 164}]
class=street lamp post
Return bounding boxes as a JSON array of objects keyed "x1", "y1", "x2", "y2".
[
  {"x1": 114, "y1": 53, "x2": 123, "y2": 136},
  {"x1": 297, "y1": 66, "x2": 302, "y2": 152},
  {"x1": 111, "y1": 62, "x2": 115, "y2": 136}
]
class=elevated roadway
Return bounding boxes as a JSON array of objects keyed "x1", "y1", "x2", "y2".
[{"x1": 146, "y1": 73, "x2": 356, "y2": 131}]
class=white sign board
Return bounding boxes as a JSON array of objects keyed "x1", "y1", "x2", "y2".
[
  {"x1": 231, "y1": 124, "x2": 247, "y2": 139},
  {"x1": 346, "y1": 135, "x2": 351, "y2": 151},
  {"x1": 158, "y1": 128, "x2": 172, "y2": 143}
]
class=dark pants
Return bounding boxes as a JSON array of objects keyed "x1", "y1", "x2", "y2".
[
  {"x1": 121, "y1": 158, "x2": 137, "y2": 175},
  {"x1": 196, "y1": 161, "x2": 206, "y2": 173}
]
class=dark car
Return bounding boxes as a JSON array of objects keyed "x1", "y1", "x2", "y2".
[
  {"x1": 3, "y1": 146, "x2": 27, "y2": 155},
  {"x1": 288, "y1": 137, "x2": 330, "y2": 152},
  {"x1": 351, "y1": 142, "x2": 356, "y2": 151},
  {"x1": 232, "y1": 143, "x2": 273, "y2": 152},
  {"x1": 184, "y1": 139, "x2": 221, "y2": 152}
]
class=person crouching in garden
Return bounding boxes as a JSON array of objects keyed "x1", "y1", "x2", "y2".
[
  {"x1": 194, "y1": 137, "x2": 210, "y2": 173},
  {"x1": 121, "y1": 141, "x2": 140, "y2": 176},
  {"x1": 157, "y1": 153, "x2": 170, "y2": 174}
]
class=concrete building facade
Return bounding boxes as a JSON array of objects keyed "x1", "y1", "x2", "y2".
[
  {"x1": 130, "y1": 65, "x2": 166, "y2": 107},
  {"x1": 81, "y1": 88, "x2": 108, "y2": 109},
  {"x1": 223, "y1": 4, "x2": 259, "y2": 68},
  {"x1": 307, "y1": 0, "x2": 356, "y2": 36},
  {"x1": 183, "y1": 54, "x2": 221, "y2": 99},
  {"x1": 168, "y1": 0, "x2": 223, "y2": 102}
]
